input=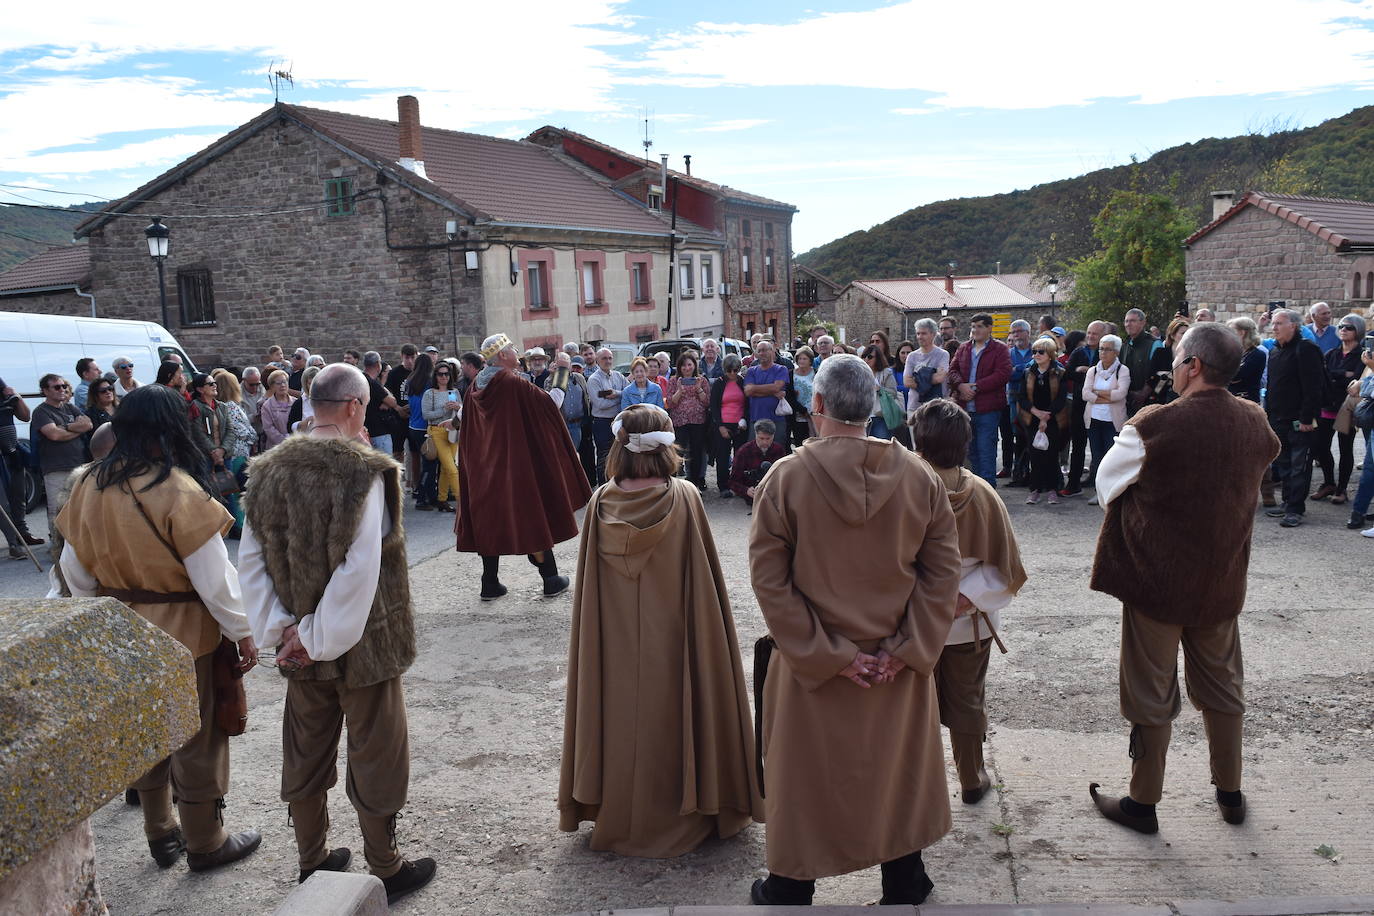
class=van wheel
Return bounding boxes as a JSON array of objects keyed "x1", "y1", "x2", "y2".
[{"x1": 24, "y1": 468, "x2": 42, "y2": 513}]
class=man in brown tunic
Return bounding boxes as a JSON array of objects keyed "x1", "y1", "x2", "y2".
[
  {"x1": 1089, "y1": 323, "x2": 1280, "y2": 833},
  {"x1": 749, "y1": 354, "x2": 962, "y2": 906}
]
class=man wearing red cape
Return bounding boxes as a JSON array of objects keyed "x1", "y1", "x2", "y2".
[{"x1": 456, "y1": 333, "x2": 592, "y2": 599}]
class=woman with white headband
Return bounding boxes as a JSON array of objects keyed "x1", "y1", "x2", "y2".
[{"x1": 558, "y1": 404, "x2": 761, "y2": 856}]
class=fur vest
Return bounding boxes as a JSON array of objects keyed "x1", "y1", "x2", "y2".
[{"x1": 244, "y1": 435, "x2": 416, "y2": 687}]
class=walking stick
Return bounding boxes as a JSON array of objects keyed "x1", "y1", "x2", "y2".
[{"x1": 0, "y1": 498, "x2": 44, "y2": 572}]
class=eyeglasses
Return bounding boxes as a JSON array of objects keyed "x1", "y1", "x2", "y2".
[
  {"x1": 46, "y1": 383, "x2": 70, "y2": 390},
  {"x1": 434, "y1": 371, "x2": 451, "y2": 377},
  {"x1": 94, "y1": 387, "x2": 114, "y2": 394},
  {"x1": 313, "y1": 397, "x2": 362, "y2": 405},
  {"x1": 1339, "y1": 324, "x2": 1357, "y2": 331}
]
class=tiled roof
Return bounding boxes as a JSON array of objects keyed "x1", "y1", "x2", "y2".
[
  {"x1": 77, "y1": 103, "x2": 678, "y2": 239},
  {"x1": 0, "y1": 245, "x2": 90, "y2": 294},
  {"x1": 285, "y1": 106, "x2": 673, "y2": 235},
  {"x1": 528, "y1": 126, "x2": 797, "y2": 212},
  {"x1": 793, "y1": 264, "x2": 842, "y2": 291},
  {"x1": 850, "y1": 275, "x2": 1040, "y2": 311},
  {"x1": 1185, "y1": 191, "x2": 1374, "y2": 248},
  {"x1": 995, "y1": 272, "x2": 1073, "y2": 304}
]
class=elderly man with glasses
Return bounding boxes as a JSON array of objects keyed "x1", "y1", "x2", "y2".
[{"x1": 32, "y1": 373, "x2": 93, "y2": 559}]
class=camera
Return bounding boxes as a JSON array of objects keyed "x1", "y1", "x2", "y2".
[{"x1": 742, "y1": 459, "x2": 774, "y2": 488}]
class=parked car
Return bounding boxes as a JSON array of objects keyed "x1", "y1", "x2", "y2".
[
  {"x1": 597, "y1": 341, "x2": 640, "y2": 375},
  {"x1": 636, "y1": 337, "x2": 752, "y2": 370},
  {"x1": 0, "y1": 311, "x2": 197, "y2": 510}
]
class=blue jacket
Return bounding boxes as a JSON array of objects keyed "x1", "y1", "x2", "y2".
[{"x1": 620, "y1": 382, "x2": 665, "y2": 409}]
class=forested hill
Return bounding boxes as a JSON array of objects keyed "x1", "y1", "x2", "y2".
[
  {"x1": 796, "y1": 105, "x2": 1374, "y2": 285},
  {"x1": 0, "y1": 203, "x2": 100, "y2": 274}
]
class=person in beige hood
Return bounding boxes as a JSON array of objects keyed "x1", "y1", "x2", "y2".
[
  {"x1": 748, "y1": 354, "x2": 962, "y2": 906},
  {"x1": 559, "y1": 404, "x2": 762, "y2": 857}
]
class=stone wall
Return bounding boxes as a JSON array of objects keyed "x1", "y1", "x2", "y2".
[
  {"x1": 721, "y1": 204, "x2": 794, "y2": 339},
  {"x1": 82, "y1": 115, "x2": 483, "y2": 368},
  {"x1": 0, "y1": 289, "x2": 90, "y2": 317},
  {"x1": 1185, "y1": 204, "x2": 1374, "y2": 321}
]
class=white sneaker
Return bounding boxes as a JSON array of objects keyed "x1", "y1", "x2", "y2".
[
  {"x1": 1088, "y1": 495, "x2": 1099, "y2": 506},
  {"x1": 1362, "y1": 526, "x2": 1374, "y2": 538}
]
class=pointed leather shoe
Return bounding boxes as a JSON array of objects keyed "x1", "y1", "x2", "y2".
[
  {"x1": 299, "y1": 847, "x2": 351, "y2": 883},
  {"x1": 383, "y1": 858, "x2": 437, "y2": 904},
  {"x1": 1219, "y1": 793, "x2": 1247, "y2": 825},
  {"x1": 186, "y1": 829, "x2": 262, "y2": 872},
  {"x1": 963, "y1": 771, "x2": 993, "y2": 805},
  {"x1": 148, "y1": 827, "x2": 185, "y2": 868},
  {"x1": 1089, "y1": 783, "x2": 1158, "y2": 834}
]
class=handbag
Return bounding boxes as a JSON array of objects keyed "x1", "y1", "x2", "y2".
[
  {"x1": 421, "y1": 433, "x2": 438, "y2": 461},
  {"x1": 211, "y1": 637, "x2": 249, "y2": 736},
  {"x1": 1354, "y1": 397, "x2": 1374, "y2": 432},
  {"x1": 878, "y1": 387, "x2": 904, "y2": 430},
  {"x1": 212, "y1": 466, "x2": 240, "y2": 497}
]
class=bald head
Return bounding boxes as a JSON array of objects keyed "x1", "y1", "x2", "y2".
[
  {"x1": 310, "y1": 363, "x2": 369, "y2": 415},
  {"x1": 89, "y1": 423, "x2": 116, "y2": 460}
]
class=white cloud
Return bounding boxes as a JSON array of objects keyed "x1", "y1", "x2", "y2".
[
  {"x1": 0, "y1": 133, "x2": 225, "y2": 173},
  {"x1": 690, "y1": 118, "x2": 770, "y2": 132},
  {"x1": 890, "y1": 107, "x2": 935, "y2": 116},
  {"x1": 632, "y1": 0, "x2": 1374, "y2": 109}
]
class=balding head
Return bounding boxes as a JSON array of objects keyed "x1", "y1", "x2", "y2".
[{"x1": 311, "y1": 363, "x2": 369, "y2": 410}]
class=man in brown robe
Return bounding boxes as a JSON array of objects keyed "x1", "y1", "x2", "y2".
[
  {"x1": 456, "y1": 333, "x2": 592, "y2": 599},
  {"x1": 749, "y1": 354, "x2": 962, "y2": 906},
  {"x1": 559, "y1": 404, "x2": 761, "y2": 855},
  {"x1": 1089, "y1": 324, "x2": 1280, "y2": 833}
]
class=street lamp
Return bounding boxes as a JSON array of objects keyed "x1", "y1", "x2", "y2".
[
  {"x1": 144, "y1": 217, "x2": 170, "y2": 329},
  {"x1": 1047, "y1": 276, "x2": 1059, "y2": 324}
]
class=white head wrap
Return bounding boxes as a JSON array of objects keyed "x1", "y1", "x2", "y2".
[{"x1": 611, "y1": 405, "x2": 676, "y2": 453}]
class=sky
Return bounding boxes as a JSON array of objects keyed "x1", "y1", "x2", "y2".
[{"x1": 2, "y1": 0, "x2": 1374, "y2": 255}]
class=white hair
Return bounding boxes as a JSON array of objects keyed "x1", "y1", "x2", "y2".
[
  {"x1": 817, "y1": 335, "x2": 834, "y2": 346},
  {"x1": 813, "y1": 353, "x2": 876, "y2": 422},
  {"x1": 914, "y1": 318, "x2": 939, "y2": 335},
  {"x1": 1010, "y1": 319, "x2": 1031, "y2": 332}
]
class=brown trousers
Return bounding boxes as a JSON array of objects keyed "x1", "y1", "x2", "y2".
[
  {"x1": 1119, "y1": 605, "x2": 1245, "y2": 805},
  {"x1": 131, "y1": 652, "x2": 230, "y2": 854},
  {"x1": 935, "y1": 637, "x2": 993, "y2": 791},
  {"x1": 281, "y1": 676, "x2": 410, "y2": 877}
]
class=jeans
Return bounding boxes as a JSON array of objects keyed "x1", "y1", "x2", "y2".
[
  {"x1": 1269, "y1": 418, "x2": 1312, "y2": 516},
  {"x1": 968, "y1": 410, "x2": 1000, "y2": 487},
  {"x1": 565, "y1": 421, "x2": 582, "y2": 452},
  {"x1": 1352, "y1": 430, "x2": 1374, "y2": 517},
  {"x1": 675, "y1": 423, "x2": 706, "y2": 487},
  {"x1": 592, "y1": 417, "x2": 615, "y2": 485},
  {"x1": 370, "y1": 433, "x2": 392, "y2": 455},
  {"x1": 1087, "y1": 419, "x2": 1117, "y2": 485},
  {"x1": 869, "y1": 415, "x2": 891, "y2": 440}
]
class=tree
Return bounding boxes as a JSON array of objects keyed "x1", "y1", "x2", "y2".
[{"x1": 1067, "y1": 190, "x2": 1195, "y2": 329}]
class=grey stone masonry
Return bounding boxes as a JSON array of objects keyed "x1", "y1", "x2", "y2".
[
  {"x1": 1185, "y1": 204, "x2": 1373, "y2": 320},
  {"x1": 83, "y1": 115, "x2": 482, "y2": 368}
]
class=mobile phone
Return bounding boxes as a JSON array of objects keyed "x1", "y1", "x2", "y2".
[
  {"x1": 1365, "y1": 333, "x2": 1374, "y2": 354},
  {"x1": 447, "y1": 391, "x2": 457, "y2": 401},
  {"x1": 1267, "y1": 300, "x2": 1283, "y2": 315},
  {"x1": 1292, "y1": 420, "x2": 1302, "y2": 431}
]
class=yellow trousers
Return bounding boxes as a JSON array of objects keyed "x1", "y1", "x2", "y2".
[{"x1": 429, "y1": 426, "x2": 459, "y2": 502}]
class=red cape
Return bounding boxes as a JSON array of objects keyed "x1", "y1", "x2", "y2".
[{"x1": 455, "y1": 368, "x2": 592, "y2": 555}]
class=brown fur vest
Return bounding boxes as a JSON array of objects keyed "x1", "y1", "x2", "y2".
[{"x1": 244, "y1": 435, "x2": 416, "y2": 687}]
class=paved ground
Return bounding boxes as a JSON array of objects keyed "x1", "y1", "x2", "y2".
[{"x1": 17, "y1": 466, "x2": 1372, "y2": 915}]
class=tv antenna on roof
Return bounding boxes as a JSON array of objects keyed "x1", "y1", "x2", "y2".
[
  {"x1": 641, "y1": 108, "x2": 654, "y2": 161},
  {"x1": 268, "y1": 61, "x2": 295, "y2": 103}
]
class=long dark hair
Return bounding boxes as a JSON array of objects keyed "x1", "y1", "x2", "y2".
[
  {"x1": 407, "y1": 354, "x2": 434, "y2": 396},
  {"x1": 94, "y1": 385, "x2": 213, "y2": 495},
  {"x1": 155, "y1": 360, "x2": 182, "y2": 386}
]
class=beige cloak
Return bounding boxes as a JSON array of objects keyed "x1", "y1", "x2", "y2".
[
  {"x1": 558, "y1": 476, "x2": 762, "y2": 857},
  {"x1": 749, "y1": 436, "x2": 962, "y2": 880}
]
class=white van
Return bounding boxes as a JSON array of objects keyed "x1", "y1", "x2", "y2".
[{"x1": 0, "y1": 311, "x2": 197, "y2": 507}]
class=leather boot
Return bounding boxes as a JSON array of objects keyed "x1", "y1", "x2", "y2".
[
  {"x1": 950, "y1": 731, "x2": 991, "y2": 803},
  {"x1": 750, "y1": 874, "x2": 815, "y2": 905},
  {"x1": 182, "y1": 798, "x2": 261, "y2": 872},
  {"x1": 880, "y1": 849, "x2": 934, "y2": 905},
  {"x1": 480, "y1": 555, "x2": 506, "y2": 601}
]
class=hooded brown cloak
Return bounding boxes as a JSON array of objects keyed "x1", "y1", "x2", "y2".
[
  {"x1": 455, "y1": 368, "x2": 592, "y2": 555},
  {"x1": 558, "y1": 477, "x2": 762, "y2": 856},
  {"x1": 749, "y1": 436, "x2": 962, "y2": 880},
  {"x1": 934, "y1": 464, "x2": 1027, "y2": 597}
]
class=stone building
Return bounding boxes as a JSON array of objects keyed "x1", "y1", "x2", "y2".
[
  {"x1": 1185, "y1": 190, "x2": 1374, "y2": 321},
  {"x1": 71, "y1": 97, "x2": 693, "y2": 367},
  {"x1": 0, "y1": 246, "x2": 92, "y2": 316},
  {"x1": 832, "y1": 273, "x2": 1056, "y2": 344},
  {"x1": 526, "y1": 127, "x2": 798, "y2": 341}
]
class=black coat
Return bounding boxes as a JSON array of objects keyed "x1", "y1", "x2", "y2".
[{"x1": 1264, "y1": 337, "x2": 1325, "y2": 424}]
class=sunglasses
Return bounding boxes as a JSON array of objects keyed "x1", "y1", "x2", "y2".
[
  {"x1": 1032, "y1": 349, "x2": 1048, "y2": 355},
  {"x1": 46, "y1": 383, "x2": 70, "y2": 390},
  {"x1": 94, "y1": 387, "x2": 114, "y2": 394},
  {"x1": 114, "y1": 363, "x2": 132, "y2": 370},
  {"x1": 1339, "y1": 324, "x2": 1356, "y2": 331}
]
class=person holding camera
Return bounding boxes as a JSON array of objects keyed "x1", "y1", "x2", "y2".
[
  {"x1": 727, "y1": 419, "x2": 785, "y2": 504},
  {"x1": 0, "y1": 377, "x2": 45, "y2": 559}
]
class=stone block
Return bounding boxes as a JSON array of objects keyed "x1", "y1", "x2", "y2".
[
  {"x1": 273, "y1": 872, "x2": 388, "y2": 915},
  {"x1": 1172, "y1": 897, "x2": 1374, "y2": 916},
  {"x1": 0, "y1": 597, "x2": 199, "y2": 881},
  {"x1": 0, "y1": 819, "x2": 105, "y2": 915}
]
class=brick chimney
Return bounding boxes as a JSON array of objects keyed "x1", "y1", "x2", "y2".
[
  {"x1": 945, "y1": 273, "x2": 955, "y2": 295},
  {"x1": 1210, "y1": 189, "x2": 1235, "y2": 222},
  {"x1": 397, "y1": 95, "x2": 427, "y2": 179}
]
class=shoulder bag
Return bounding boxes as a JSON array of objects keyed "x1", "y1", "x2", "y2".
[{"x1": 1354, "y1": 396, "x2": 1374, "y2": 432}]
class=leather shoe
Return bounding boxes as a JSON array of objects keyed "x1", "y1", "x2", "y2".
[
  {"x1": 879, "y1": 872, "x2": 934, "y2": 906},
  {"x1": 383, "y1": 858, "x2": 437, "y2": 904},
  {"x1": 1311, "y1": 483, "x2": 1336, "y2": 500},
  {"x1": 962, "y1": 771, "x2": 993, "y2": 805},
  {"x1": 186, "y1": 829, "x2": 262, "y2": 872},
  {"x1": 8, "y1": 547, "x2": 23, "y2": 561},
  {"x1": 300, "y1": 847, "x2": 351, "y2": 883},
  {"x1": 1218, "y1": 793, "x2": 1247, "y2": 825},
  {"x1": 1089, "y1": 783, "x2": 1158, "y2": 834},
  {"x1": 1264, "y1": 506, "x2": 1287, "y2": 517},
  {"x1": 21, "y1": 533, "x2": 44, "y2": 546},
  {"x1": 542, "y1": 575, "x2": 570, "y2": 598},
  {"x1": 148, "y1": 827, "x2": 185, "y2": 868}
]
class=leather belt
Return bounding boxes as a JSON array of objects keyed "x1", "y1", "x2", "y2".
[{"x1": 98, "y1": 587, "x2": 200, "y2": 604}]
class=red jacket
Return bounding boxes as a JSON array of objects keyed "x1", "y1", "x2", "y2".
[{"x1": 947, "y1": 338, "x2": 1013, "y2": 414}]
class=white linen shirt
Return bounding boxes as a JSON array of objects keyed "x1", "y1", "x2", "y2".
[{"x1": 240, "y1": 476, "x2": 389, "y2": 661}]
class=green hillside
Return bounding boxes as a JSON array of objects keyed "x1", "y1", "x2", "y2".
[
  {"x1": 0, "y1": 203, "x2": 99, "y2": 273},
  {"x1": 797, "y1": 106, "x2": 1374, "y2": 285}
]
